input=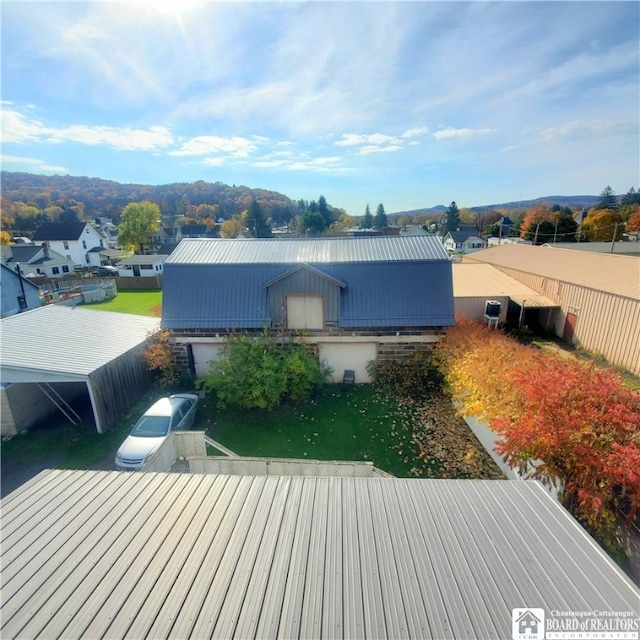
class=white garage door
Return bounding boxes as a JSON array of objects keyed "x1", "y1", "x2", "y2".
[
  {"x1": 318, "y1": 342, "x2": 378, "y2": 384},
  {"x1": 287, "y1": 295, "x2": 324, "y2": 329},
  {"x1": 191, "y1": 343, "x2": 222, "y2": 379}
]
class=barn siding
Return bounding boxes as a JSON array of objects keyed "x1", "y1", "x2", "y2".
[
  {"x1": 267, "y1": 269, "x2": 341, "y2": 325},
  {"x1": 486, "y1": 266, "x2": 640, "y2": 375}
]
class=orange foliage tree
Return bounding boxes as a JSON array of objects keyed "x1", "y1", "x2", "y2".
[
  {"x1": 626, "y1": 208, "x2": 640, "y2": 233},
  {"x1": 435, "y1": 321, "x2": 640, "y2": 534}
]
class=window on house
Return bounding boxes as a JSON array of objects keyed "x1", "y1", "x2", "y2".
[
  {"x1": 66, "y1": 255, "x2": 72, "y2": 261},
  {"x1": 85, "y1": 256, "x2": 90, "y2": 263},
  {"x1": 52, "y1": 267, "x2": 60, "y2": 274},
  {"x1": 17, "y1": 295, "x2": 27, "y2": 311},
  {"x1": 82, "y1": 240, "x2": 87, "y2": 249},
  {"x1": 63, "y1": 241, "x2": 69, "y2": 250},
  {"x1": 62, "y1": 265, "x2": 70, "y2": 273},
  {"x1": 286, "y1": 295, "x2": 324, "y2": 330},
  {"x1": 141, "y1": 264, "x2": 153, "y2": 270}
]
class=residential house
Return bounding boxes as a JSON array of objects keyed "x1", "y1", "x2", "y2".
[
  {"x1": 176, "y1": 224, "x2": 215, "y2": 241},
  {"x1": 463, "y1": 244, "x2": 640, "y2": 375},
  {"x1": 117, "y1": 254, "x2": 169, "y2": 277},
  {"x1": 161, "y1": 236, "x2": 455, "y2": 381},
  {"x1": 0, "y1": 263, "x2": 42, "y2": 317},
  {"x1": 32, "y1": 222, "x2": 109, "y2": 268},
  {"x1": 0, "y1": 243, "x2": 76, "y2": 279},
  {"x1": 442, "y1": 225, "x2": 486, "y2": 254}
]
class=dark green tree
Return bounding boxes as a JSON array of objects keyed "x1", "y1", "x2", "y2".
[
  {"x1": 445, "y1": 201, "x2": 460, "y2": 233},
  {"x1": 245, "y1": 199, "x2": 271, "y2": 237},
  {"x1": 318, "y1": 195, "x2": 332, "y2": 227},
  {"x1": 362, "y1": 204, "x2": 373, "y2": 228},
  {"x1": 302, "y1": 211, "x2": 327, "y2": 235},
  {"x1": 621, "y1": 187, "x2": 640, "y2": 206},
  {"x1": 374, "y1": 203, "x2": 388, "y2": 229},
  {"x1": 595, "y1": 186, "x2": 617, "y2": 210}
]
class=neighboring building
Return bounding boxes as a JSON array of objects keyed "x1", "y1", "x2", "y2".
[
  {"x1": 399, "y1": 225, "x2": 429, "y2": 236},
  {"x1": 452, "y1": 263, "x2": 558, "y2": 327},
  {"x1": 442, "y1": 226, "x2": 486, "y2": 254},
  {"x1": 87, "y1": 246, "x2": 127, "y2": 268},
  {"x1": 463, "y1": 244, "x2": 640, "y2": 375},
  {"x1": 1, "y1": 471, "x2": 637, "y2": 638},
  {"x1": 117, "y1": 254, "x2": 169, "y2": 277},
  {"x1": 0, "y1": 243, "x2": 76, "y2": 279},
  {"x1": 32, "y1": 222, "x2": 108, "y2": 267},
  {"x1": 162, "y1": 236, "x2": 455, "y2": 381},
  {"x1": 0, "y1": 263, "x2": 42, "y2": 317},
  {"x1": 486, "y1": 237, "x2": 532, "y2": 247},
  {"x1": 543, "y1": 241, "x2": 640, "y2": 256},
  {"x1": 0, "y1": 305, "x2": 160, "y2": 435},
  {"x1": 176, "y1": 224, "x2": 215, "y2": 241}
]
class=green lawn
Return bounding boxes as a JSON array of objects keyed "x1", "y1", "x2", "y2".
[
  {"x1": 82, "y1": 289, "x2": 162, "y2": 316},
  {"x1": 202, "y1": 384, "x2": 503, "y2": 479}
]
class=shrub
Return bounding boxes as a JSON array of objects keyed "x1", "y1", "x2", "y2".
[
  {"x1": 144, "y1": 329, "x2": 184, "y2": 387},
  {"x1": 198, "y1": 332, "x2": 331, "y2": 410}
]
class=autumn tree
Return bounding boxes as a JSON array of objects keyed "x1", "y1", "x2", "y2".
[
  {"x1": 581, "y1": 208, "x2": 624, "y2": 242},
  {"x1": 195, "y1": 203, "x2": 219, "y2": 221},
  {"x1": 0, "y1": 231, "x2": 13, "y2": 245},
  {"x1": 117, "y1": 200, "x2": 161, "y2": 253},
  {"x1": 362, "y1": 204, "x2": 373, "y2": 228},
  {"x1": 435, "y1": 321, "x2": 640, "y2": 538},
  {"x1": 220, "y1": 217, "x2": 242, "y2": 238},
  {"x1": 144, "y1": 330, "x2": 183, "y2": 386},
  {"x1": 625, "y1": 208, "x2": 640, "y2": 233},
  {"x1": 520, "y1": 204, "x2": 576, "y2": 244},
  {"x1": 374, "y1": 203, "x2": 388, "y2": 229}
]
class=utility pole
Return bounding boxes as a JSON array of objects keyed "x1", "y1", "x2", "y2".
[
  {"x1": 533, "y1": 223, "x2": 540, "y2": 245},
  {"x1": 610, "y1": 221, "x2": 624, "y2": 253},
  {"x1": 552, "y1": 218, "x2": 559, "y2": 244}
]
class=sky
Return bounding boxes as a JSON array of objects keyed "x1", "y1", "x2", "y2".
[{"x1": 1, "y1": 1, "x2": 639, "y2": 215}]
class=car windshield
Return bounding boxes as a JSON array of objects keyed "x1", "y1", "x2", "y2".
[{"x1": 130, "y1": 415, "x2": 171, "y2": 437}]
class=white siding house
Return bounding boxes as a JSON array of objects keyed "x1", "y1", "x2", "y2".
[
  {"x1": 117, "y1": 254, "x2": 168, "y2": 277},
  {"x1": 32, "y1": 222, "x2": 108, "y2": 267}
]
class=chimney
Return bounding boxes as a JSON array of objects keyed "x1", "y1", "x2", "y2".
[{"x1": 41, "y1": 242, "x2": 49, "y2": 258}]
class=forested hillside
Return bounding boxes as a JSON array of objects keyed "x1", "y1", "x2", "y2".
[{"x1": 0, "y1": 172, "x2": 304, "y2": 234}]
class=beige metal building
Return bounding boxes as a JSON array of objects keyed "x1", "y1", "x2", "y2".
[
  {"x1": 462, "y1": 245, "x2": 640, "y2": 375},
  {"x1": 452, "y1": 263, "x2": 558, "y2": 327}
]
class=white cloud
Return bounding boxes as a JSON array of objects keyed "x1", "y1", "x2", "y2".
[
  {"x1": 402, "y1": 127, "x2": 429, "y2": 138},
  {"x1": 359, "y1": 145, "x2": 403, "y2": 155},
  {"x1": 433, "y1": 127, "x2": 497, "y2": 140},
  {"x1": 47, "y1": 124, "x2": 173, "y2": 151},
  {"x1": 334, "y1": 133, "x2": 401, "y2": 147},
  {"x1": 170, "y1": 135, "x2": 260, "y2": 158},
  {"x1": 1, "y1": 154, "x2": 68, "y2": 173},
  {"x1": 202, "y1": 157, "x2": 225, "y2": 166},
  {"x1": 1, "y1": 106, "x2": 173, "y2": 151}
]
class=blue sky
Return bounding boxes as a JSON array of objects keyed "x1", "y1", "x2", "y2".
[{"x1": 2, "y1": 1, "x2": 638, "y2": 215}]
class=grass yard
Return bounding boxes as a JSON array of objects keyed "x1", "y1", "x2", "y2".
[
  {"x1": 203, "y1": 384, "x2": 504, "y2": 479},
  {"x1": 82, "y1": 289, "x2": 162, "y2": 316}
]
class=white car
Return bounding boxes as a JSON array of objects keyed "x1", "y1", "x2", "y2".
[{"x1": 115, "y1": 393, "x2": 199, "y2": 470}]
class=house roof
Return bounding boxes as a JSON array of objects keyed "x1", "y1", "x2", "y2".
[
  {"x1": 0, "y1": 305, "x2": 159, "y2": 380},
  {"x1": 2, "y1": 244, "x2": 72, "y2": 267},
  {"x1": 453, "y1": 264, "x2": 558, "y2": 308},
  {"x1": 2, "y1": 471, "x2": 637, "y2": 639},
  {"x1": 117, "y1": 254, "x2": 169, "y2": 266},
  {"x1": 444, "y1": 226, "x2": 482, "y2": 245},
  {"x1": 464, "y1": 244, "x2": 640, "y2": 299},
  {"x1": 32, "y1": 222, "x2": 89, "y2": 241},
  {"x1": 162, "y1": 237, "x2": 454, "y2": 329},
  {"x1": 167, "y1": 235, "x2": 451, "y2": 265}
]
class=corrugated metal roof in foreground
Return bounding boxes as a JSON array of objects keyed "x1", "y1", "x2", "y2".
[
  {"x1": 0, "y1": 305, "x2": 160, "y2": 377},
  {"x1": 464, "y1": 244, "x2": 640, "y2": 299},
  {"x1": 166, "y1": 235, "x2": 451, "y2": 265},
  {"x1": 2, "y1": 471, "x2": 637, "y2": 640},
  {"x1": 453, "y1": 264, "x2": 558, "y2": 308}
]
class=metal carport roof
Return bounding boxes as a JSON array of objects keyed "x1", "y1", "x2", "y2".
[
  {"x1": 1, "y1": 471, "x2": 637, "y2": 639},
  {"x1": 1, "y1": 305, "x2": 160, "y2": 432}
]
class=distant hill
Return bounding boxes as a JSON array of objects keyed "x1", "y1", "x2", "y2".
[{"x1": 390, "y1": 196, "x2": 600, "y2": 218}]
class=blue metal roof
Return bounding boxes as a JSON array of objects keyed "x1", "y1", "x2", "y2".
[
  {"x1": 162, "y1": 237, "x2": 454, "y2": 329},
  {"x1": 166, "y1": 235, "x2": 450, "y2": 264}
]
